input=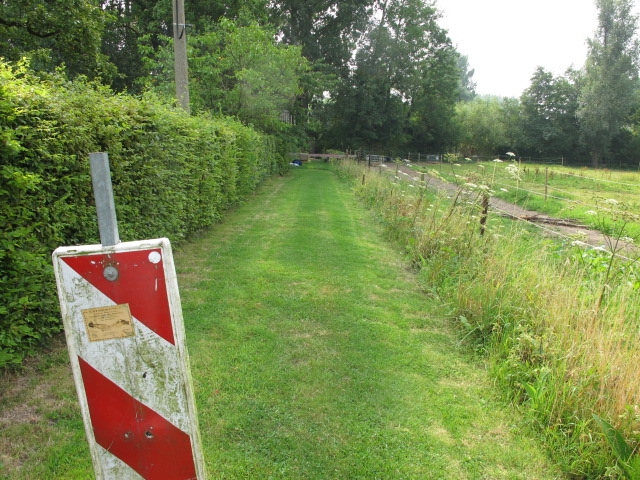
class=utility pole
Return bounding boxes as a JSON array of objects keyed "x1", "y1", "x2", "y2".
[{"x1": 172, "y1": 0, "x2": 190, "y2": 113}]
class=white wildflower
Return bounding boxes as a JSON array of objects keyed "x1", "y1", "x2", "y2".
[
  {"x1": 464, "y1": 182, "x2": 478, "y2": 189},
  {"x1": 584, "y1": 210, "x2": 597, "y2": 216},
  {"x1": 500, "y1": 188, "x2": 509, "y2": 193},
  {"x1": 505, "y1": 162, "x2": 521, "y2": 181},
  {"x1": 493, "y1": 159, "x2": 503, "y2": 163},
  {"x1": 604, "y1": 198, "x2": 619, "y2": 205}
]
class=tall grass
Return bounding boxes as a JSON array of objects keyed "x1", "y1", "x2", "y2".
[{"x1": 336, "y1": 159, "x2": 640, "y2": 478}]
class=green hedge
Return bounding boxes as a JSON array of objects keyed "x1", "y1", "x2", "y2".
[{"x1": 0, "y1": 61, "x2": 285, "y2": 367}]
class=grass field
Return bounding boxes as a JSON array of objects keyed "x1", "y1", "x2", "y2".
[
  {"x1": 415, "y1": 160, "x2": 640, "y2": 241},
  {"x1": 0, "y1": 162, "x2": 562, "y2": 479}
]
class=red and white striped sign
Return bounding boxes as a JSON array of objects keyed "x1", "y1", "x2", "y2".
[{"x1": 52, "y1": 238, "x2": 206, "y2": 479}]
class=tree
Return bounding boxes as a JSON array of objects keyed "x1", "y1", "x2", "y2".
[
  {"x1": 100, "y1": 0, "x2": 270, "y2": 93},
  {"x1": 145, "y1": 19, "x2": 308, "y2": 132},
  {"x1": 454, "y1": 96, "x2": 513, "y2": 156},
  {"x1": 320, "y1": 0, "x2": 461, "y2": 153},
  {"x1": 0, "y1": 0, "x2": 115, "y2": 80},
  {"x1": 270, "y1": 0, "x2": 374, "y2": 74},
  {"x1": 519, "y1": 67, "x2": 581, "y2": 158},
  {"x1": 457, "y1": 54, "x2": 477, "y2": 102},
  {"x1": 577, "y1": 0, "x2": 640, "y2": 167},
  {"x1": 269, "y1": 0, "x2": 377, "y2": 142}
]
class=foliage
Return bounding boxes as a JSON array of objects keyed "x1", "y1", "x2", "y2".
[
  {"x1": 189, "y1": 20, "x2": 308, "y2": 131},
  {"x1": 270, "y1": 0, "x2": 374, "y2": 74},
  {"x1": 454, "y1": 96, "x2": 512, "y2": 156},
  {"x1": 99, "y1": 0, "x2": 271, "y2": 93},
  {"x1": 518, "y1": 67, "x2": 582, "y2": 158},
  {"x1": 577, "y1": 0, "x2": 640, "y2": 168},
  {"x1": 456, "y1": 54, "x2": 477, "y2": 102},
  {"x1": 0, "y1": 60, "x2": 281, "y2": 368},
  {"x1": 0, "y1": 0, "x2": 116, "y2": 81},
  {"x1": 320, "y1": 0, "x2": 461, "y2": 154},
  {"x1": 138, "y1": 18, "x2": 310, "y2": 156},
  {"x1": 593, "y1": 414, "x2": 640, "y2": 479}
]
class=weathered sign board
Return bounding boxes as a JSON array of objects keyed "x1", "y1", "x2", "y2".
[
  {"x1": 53, "y1": 239, "x2": 205, "y2": 479},
  {"x1": 52, "y1": 153, "x2": 205, "y2": 479}
]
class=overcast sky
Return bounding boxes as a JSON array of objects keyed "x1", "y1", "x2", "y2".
[{"x1": 435, "y1": 0, "x2": 608, "y2": 98}]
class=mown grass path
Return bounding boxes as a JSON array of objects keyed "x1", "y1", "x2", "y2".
[{"x1": 176, "y1": 162, "x2": 563, "y2": 479}]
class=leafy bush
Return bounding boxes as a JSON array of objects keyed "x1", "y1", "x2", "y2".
[{"x1": 0, "y1": 60, "x2": 282, "y2": 367}]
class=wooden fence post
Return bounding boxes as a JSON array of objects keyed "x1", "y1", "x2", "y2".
[{"x1": 545, "y1": 167, "x2": 548, "y2": 202}]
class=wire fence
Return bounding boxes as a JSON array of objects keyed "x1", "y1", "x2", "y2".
[
  {"x1": 359, "y1": 152, "x2": 640, "y2": 245},
  {"x1": 373, "y1": 161, "x2": 639, "y2": 259},
  {"x1": 402, "y1": 154, "x2": 640, "y2": 206},
  {"x1": 406, "y1": 152, "x2": 640, "y2": 169},
  {"x1": 354, "y1": 152, "x2": 640, "y2": 204}
]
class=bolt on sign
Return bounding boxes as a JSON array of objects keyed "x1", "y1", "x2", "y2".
[{"x1": 53, "y1": 238, "x2": 206, "y2": 479}]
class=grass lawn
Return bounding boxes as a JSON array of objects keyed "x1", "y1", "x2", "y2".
[
  {"x1": 1, "y1": 162, "x2": 563, "y2": 479},
  {"x1": 177, "y1": 162, "x2": 562, "y2": 478}
]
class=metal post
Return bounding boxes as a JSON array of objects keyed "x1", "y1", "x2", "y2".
[
  {"x1": 89, "y1": 153, "x2": 120, "y2": 247},
  {"x1": 173, "y1": 0, "x2": 190, "y2": 113}
]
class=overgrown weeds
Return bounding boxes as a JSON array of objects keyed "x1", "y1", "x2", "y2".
[{"x1": 336, "y1": 158, "x2": 640, "y2": 478}]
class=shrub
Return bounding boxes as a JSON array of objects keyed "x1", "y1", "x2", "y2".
[{"x1": 0, "y1": 60, "x2": 281, "y2": 367}]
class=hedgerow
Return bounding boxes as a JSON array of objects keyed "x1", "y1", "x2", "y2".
[{"x1": 0, "y1": 60, "x2": 285, "y2": 367}]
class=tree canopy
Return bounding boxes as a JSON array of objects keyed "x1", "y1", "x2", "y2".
[
  {"x1": 318, "y1": 0, "x2": 461, "y2": 153},
  {"x1": 3, "y1": 0, "x2": 640, "y2": 165},
  {"x1": 0, "y1": 0, "x2": 115, "y2": 80},
  {"x1": 519, "y1": 67, "x2": 581, "y2": 158},
  {"x1": 577, "y1": 0, "x2": 640, "y2": 167}
]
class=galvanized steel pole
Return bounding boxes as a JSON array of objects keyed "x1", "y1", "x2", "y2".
[{"x1": 89, "y1": 152, "x2": 120, "y2": 247}]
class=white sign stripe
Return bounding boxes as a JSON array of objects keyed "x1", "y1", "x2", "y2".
[{"x1": 95, "y1": 444, "x2": 144, "y2": 480}]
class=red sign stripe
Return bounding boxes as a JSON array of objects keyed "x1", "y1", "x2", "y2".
[
  {"x1": 62, "y1": 250, "x2": 175, "y2": 345},
  {"x1": 79, "y1": 357, "x2": 197, "y2": 480}
]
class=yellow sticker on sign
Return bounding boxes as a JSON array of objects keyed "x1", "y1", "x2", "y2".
[{"x1": 81, "y1": 304, "x2": 135, "y2": 342}]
